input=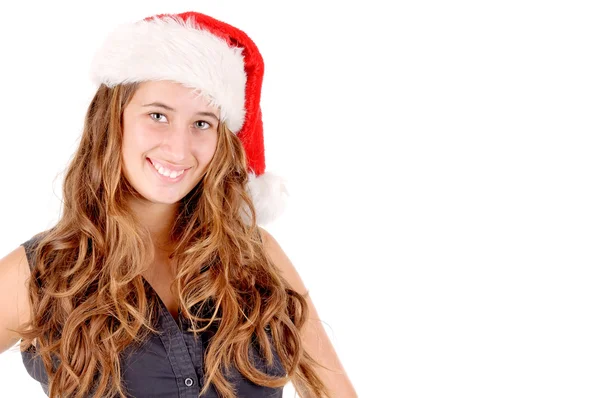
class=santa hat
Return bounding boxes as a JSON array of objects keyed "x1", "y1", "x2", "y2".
[{"x1": 89, "y1": 11, "x2": 287, "y2": 225}]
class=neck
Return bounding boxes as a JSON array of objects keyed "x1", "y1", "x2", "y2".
[{"x1": 126, "y1": 196, "x2": 178, "y2": 251}]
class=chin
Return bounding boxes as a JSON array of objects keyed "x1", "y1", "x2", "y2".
[
  {"x1": 137, "y1": 189, "x2": 184, "y2": 205},
  {"x1": 151, "y1": 194, "x2": 186, "y2": 205}
]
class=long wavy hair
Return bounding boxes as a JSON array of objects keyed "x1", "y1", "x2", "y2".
[{"x1": 15, "y1": 82, "x2": 331, "y2": 398}]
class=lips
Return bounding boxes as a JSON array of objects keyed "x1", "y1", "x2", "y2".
[
  {"x1": 147, "y1": 158, "x2": 189, "y2": 182},
  {"x1": 147, "y1": 157, "x2": 189, "y2": 172}
]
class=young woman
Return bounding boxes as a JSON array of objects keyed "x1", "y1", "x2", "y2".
[{"x1": 0, "y1": 11, "x2": 357, "y2": 398}]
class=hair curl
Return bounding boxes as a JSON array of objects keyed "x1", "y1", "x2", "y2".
[{"x1": 15, "y1": 83, "x2": 331, "y2": 398}]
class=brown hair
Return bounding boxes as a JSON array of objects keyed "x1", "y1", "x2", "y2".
[{"x1": 15, "y1": 83, "x2": 331, "y2": 398}]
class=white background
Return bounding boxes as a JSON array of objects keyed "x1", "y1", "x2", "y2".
[{"x1": 0, "y1": 0, "x2": 599, "y2": 397}]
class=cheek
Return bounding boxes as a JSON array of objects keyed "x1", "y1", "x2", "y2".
[
  {"x1": 122, "y1": 119, "x2": 139, "y2": 155},
  {"x1": 121, "y1": 126, "x2": 156, "y2": 180},
  {"x1": 195, "y1": 134, "x2": 219, "y2": 163},
  {"x1": 123, "y1": 124, "x2": 156, "y2": 155}
]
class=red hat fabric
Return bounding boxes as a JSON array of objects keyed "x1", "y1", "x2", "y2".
[{"x1": 90, "y1": 11, "x2": 287, "y2": 225}]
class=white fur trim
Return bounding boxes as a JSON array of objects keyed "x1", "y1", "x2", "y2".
[
  {"x1": 245, "y1": 172, "x2": 288, "y2": 225},
  {"x1": 90, "y1": 15, "x2": 247, "y2": 132}
]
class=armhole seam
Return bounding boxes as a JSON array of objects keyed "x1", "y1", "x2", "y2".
[
  {"x1": 257, "y1": 228, "x2": 264, "y2": 245},
  {"x1": 21, "y1": 239, "x2": 38, "y2": 272}
]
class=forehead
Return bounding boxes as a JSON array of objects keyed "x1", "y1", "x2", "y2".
[{"x1": 130, "y1": 80, "x2": 220, "y2": 115}]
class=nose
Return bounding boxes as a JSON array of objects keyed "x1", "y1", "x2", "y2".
[{"x1": 161, "y1": 124, "x2": 190, "y2": 162}]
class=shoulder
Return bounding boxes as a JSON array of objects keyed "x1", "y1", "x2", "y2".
[
  {"x1": 0, "y1": 232, "x2": 49, "y2": 353},
  {"x1": 0, "y1": 244, "x2": 32, "y2": 353},
  {"x1": 258, "y1": 227, "x2": 308, "y2": 296},
  {"x1": 0, "y1": 244, "x2": 31, "y2": 281},
  {"x1": 0, "y1": 244, "x2": 32, "y2": 297}
]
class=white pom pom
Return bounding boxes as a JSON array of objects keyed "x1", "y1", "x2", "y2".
[{"x1": 244, "y1": 171, "x2": 289, "y2": 225}]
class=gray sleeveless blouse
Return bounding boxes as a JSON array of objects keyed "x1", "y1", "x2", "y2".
[{"x1": 20, "y1": 234, "x2": 286, "y2": 397}]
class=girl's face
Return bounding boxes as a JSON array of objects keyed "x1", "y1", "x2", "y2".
[{"x1": 121, "y1": 80, "x2": 220, "y2": 205}]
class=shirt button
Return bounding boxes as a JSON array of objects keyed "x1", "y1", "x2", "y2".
[{"x1": 184, "y1": 378, "x2": 194, "y2": 387}]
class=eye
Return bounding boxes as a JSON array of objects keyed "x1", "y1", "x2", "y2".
[
  {"x1": 149, "y1": 112, "x2": 167, "y2": 122},
  {"x1": 194, "y1": 120, "x2": 212, "y2": 130}
]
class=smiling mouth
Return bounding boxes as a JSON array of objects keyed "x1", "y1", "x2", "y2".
[{"x1": 147, "y1": 158, "x2": 189, "y2": 180}]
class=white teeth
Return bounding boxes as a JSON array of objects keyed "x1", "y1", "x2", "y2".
[{"x1": 152, "y1": 160, "x2": 185, "y2": 179}]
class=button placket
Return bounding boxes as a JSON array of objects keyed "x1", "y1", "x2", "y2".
[
  {"x1": 151, "y1": 286, "x2": 200, "y2": 398},
  {"x1": 180, "y1": 316, "x2": 205, "y2": 384}
]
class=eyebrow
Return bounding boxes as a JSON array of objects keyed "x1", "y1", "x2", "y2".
[{"x1": 142, "y1": 102, "x2": 219, "y2": 122}]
